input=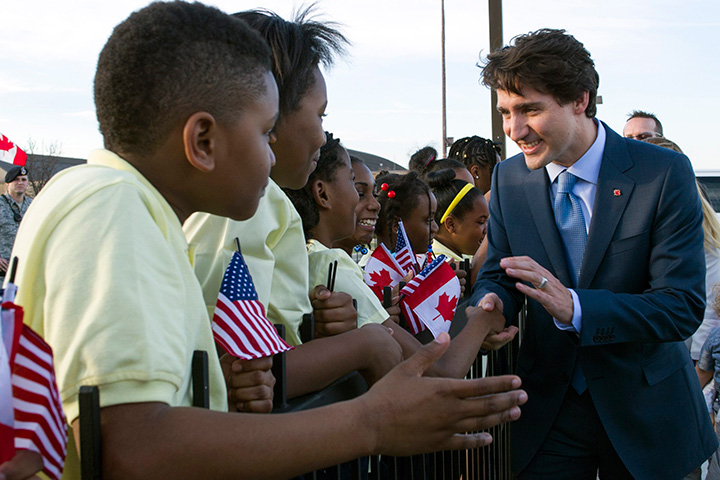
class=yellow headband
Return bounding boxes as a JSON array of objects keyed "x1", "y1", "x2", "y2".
[{"x1": 440, "y1": 183, "x2": 474, "y2": 224}]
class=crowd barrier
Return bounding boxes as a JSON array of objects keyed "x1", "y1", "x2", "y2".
[{"x1": 78, "y1": 277, "x2": 523, "y2": 479}]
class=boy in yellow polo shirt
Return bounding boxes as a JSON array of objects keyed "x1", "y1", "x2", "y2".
[{"x1": 0, "y1": 3, "x2": 526, "y2": 479}]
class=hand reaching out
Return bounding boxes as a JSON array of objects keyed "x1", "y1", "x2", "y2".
[
  {"x1": 500, "y1": 256, "x2": 573, "y2": 324},
  {"x1": 359, "y1": 332, "x2": 527, "y2": 455}
]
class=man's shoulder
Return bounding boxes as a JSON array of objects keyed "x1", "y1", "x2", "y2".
[{"x1": 495, "y1": 153, "x2": 530, "y2": 178}]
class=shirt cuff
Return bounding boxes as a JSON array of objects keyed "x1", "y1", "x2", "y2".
[{"x1": 553, "y1": 289, "x2": 582, "y2": 333}]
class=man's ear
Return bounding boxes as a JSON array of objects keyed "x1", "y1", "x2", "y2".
[
  {"x1": 573, "y1": 91, "x2": 590, "y2": 116},
  {"x1": 183, "y1": 112, "x2": 217, "y2": 173},
  {"x1": 311, "y1": 179, "x2": 331, "y2": 210}
]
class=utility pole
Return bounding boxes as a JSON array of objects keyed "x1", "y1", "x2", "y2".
[
  {"x1": 488, "y1": 0, "x2": 506, "y2": 159},
  {"x1": 441, "y1": 0, "x2": 448, "y2": 157}
]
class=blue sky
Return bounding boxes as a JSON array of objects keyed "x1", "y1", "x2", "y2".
[{"x1": 1, "y1": 0, "x2": 718, "y2": 171}]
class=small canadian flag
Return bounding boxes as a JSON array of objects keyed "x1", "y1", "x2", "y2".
[{"x1": 0, "y1": 133, "x2": 27, "y2": 166}]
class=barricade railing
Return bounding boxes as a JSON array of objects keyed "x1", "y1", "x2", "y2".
[
  {"x1": 78, "y1": 262, "x2": 521, "y2": 479},
  {"x1": 281, "y1": 260, "x2": 521, "y2": 480}
]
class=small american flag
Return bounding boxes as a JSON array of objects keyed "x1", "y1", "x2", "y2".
[
  {"x1": 394, "y1": 220, "x2": 416, "y2": 274},
  {"x1": 2, "y1": 300, "x2": 67, "y2": 480},
  {"x1": 212, "y1": 250, "x2": 292, "y2": 360}
]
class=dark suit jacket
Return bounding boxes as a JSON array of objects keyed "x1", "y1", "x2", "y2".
[{"x1": 470, "y1": 124, "x2": 717, "y2": 478}]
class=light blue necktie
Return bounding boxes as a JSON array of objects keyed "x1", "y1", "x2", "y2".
[
  {"x1": 553, "y1": 171, "x2": 586, "y2": 287},
  {"x1": 553, "y1": 170, "x2": 587, "y2": 394}
]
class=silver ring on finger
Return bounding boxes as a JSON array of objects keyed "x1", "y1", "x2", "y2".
[{"x1": 538, "y1": 276, "x2": 548, "y2": 289}]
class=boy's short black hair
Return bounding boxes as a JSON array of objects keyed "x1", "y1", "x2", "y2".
[
  {"x1": 95, "y1": 1, "x2": 272, "y2": 155},
  {"x1": 234, "y1": 6, "x2": 348, "y2": 120}
]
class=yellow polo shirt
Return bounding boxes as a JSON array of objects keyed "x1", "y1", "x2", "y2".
[
  {"x1": 306, "y1": 239, "x2": 388, "y2": 327},
  {"x1": 184, "y1": 180, "x2": 312, "y2": 346},
  {"x1": 10, "y1": 149, "x2": 227, "y2": 479}
]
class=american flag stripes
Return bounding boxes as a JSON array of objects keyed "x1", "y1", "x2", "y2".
[
  {"x1": 0, "y1": 325, "x2": 14, "y2": 463},
  {"x1": 12, "y1": 322, "x2": 67, "y2": 479},
  {"x1": 394, "y1": 220, "x2": 416, "y2": 274},
  {"x1": 212, "y1": 250, "x2": 292, "y2": 360},
  {"x1": 1, "y1": 300, "x2": 67, "y2": 480}
]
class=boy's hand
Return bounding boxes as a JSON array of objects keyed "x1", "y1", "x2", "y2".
[
  {"x1": 220, "y1": 354, "x2": 275, "y2": 413},
  {"x1": 384, "y1": 282, "x2": 402, "y2": 325},
  {"x1": 0, "y1": 449, "x2": 43, "y2": 480},
  {"x1": 481, "y1": 326, "x2": 519, "y2": 351},
  {"x1": 359, "y1": 333, "x2": 527, "y2": 455},
  {"x1": 466, "y1": 303, "x2": 517, "y2": 351},
  {"x1": 310, "y1": 285, "x2": 357, "y2": 338},
  {"x1": 454, "y1": 266, "x2": 467, "y2": 295}
]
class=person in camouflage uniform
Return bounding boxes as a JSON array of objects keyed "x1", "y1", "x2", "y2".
[{"x1": 0, "y1": 165, "x2": 32, "y2": 278}]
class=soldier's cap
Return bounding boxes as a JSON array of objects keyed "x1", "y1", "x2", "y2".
[{"x1": 5, "y1": 166, "x2": 28, "y2": 183}]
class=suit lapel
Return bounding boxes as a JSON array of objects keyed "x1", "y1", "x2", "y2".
[
  {"x1": 578, "y1": 125, "x2": 635, "y2": 288},
  {"x1": 523, "y1": 168, "x2": 574, "y2": 287}
]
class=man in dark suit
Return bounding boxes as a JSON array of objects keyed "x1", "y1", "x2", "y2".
[{"x1": 470, "y1": 28, "x2": 717, "y2": 479}]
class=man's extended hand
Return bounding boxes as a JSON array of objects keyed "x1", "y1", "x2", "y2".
[
  {"x1": 500, "y1": 256, "x2": 573, "y2": 324},
  {"x1": 310, "y1": 285, "x2": 357, "y2": 338},
  {"x1": 361, "y1": 332, "x2": 527, "y2": 455}
]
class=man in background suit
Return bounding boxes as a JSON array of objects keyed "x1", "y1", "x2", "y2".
[{"x1": 470, "y1": 28, "x2": 717, "y2": 479}]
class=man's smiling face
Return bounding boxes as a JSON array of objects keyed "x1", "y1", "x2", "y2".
[{"x1": 497, "y1": 86, "x2": 588, "y2": 170}]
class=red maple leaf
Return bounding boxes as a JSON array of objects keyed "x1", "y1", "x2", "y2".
[
  {"x1": 369, "y1": 269, "x2": 392, "y2": 287},
  {"x1": 0, "y1": 135, "x2": 14, "y2": 152},
  {"x1": 435, "y1": 292, "x2": 457, "y2": 322}
]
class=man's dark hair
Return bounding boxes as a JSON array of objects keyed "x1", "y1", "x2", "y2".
[
  {"x1": 234, "y1": 6, "x2": 348, "y2": 120},
  {"x1": 284, "y1": 132, "x2": 347, "y2": 240},
  {"x1": 480, "y1": 28, "x2": 600, "y2": 118},
  {"x1": 95, "y1": 1, "x2": 272, "y2": 155},
  {"x1": 627, "y1": 110, "x2": 663, "y2": 136}
]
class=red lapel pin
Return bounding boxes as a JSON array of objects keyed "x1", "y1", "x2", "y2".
[{"x1": 613, "y1": 189, "x2": 621, "y2": 196}]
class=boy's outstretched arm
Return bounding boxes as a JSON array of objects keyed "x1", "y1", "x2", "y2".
[
  {"x1": 74, "y1": 334, "x2": 526, "y2": 480},
  {"x1": 385, "y1": 304, "x2": 516, "y2": 379},
  {"x1": 226, "y1": 323, "x2": 403, "y2": 400}
]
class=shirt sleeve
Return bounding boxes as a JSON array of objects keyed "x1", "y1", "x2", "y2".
[{"x1": 40, "y1": 184, "x2": 206, "y2": 423}]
